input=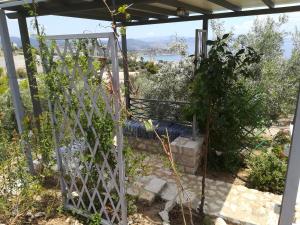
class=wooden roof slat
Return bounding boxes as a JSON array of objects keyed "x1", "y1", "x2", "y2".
[
  {"x1": 161, "y1": 0, "x2": 212, "y2": 15},
  {"x1": 127, "y1": 8, "x2": 168, "y2": 19},
  {"x1": 208, "y1": 0, "x2": 241, "y2": 11},
  {"x1": 59, "y1": 12, "x2": 113, "y2": 21},
  {"x1": 131, "y1": 4, "x2": 178, "y2": 16},
  {"x1": 262, "y1": 0, "x2": 275, "y2": 8},
  {"x1": 59, "y1": 11, "x2": 148, "y2": 22},
  {"x1": 2, "y1": 0, "x2": 300, "y2": 25},
  {"x1": 121, "y1": 4, "x2": 300, "y2": 26}
]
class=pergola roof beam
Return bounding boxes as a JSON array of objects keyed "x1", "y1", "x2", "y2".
[
  {"x1": 120, "y1": 4, "x2": 300, "y2": 26},
  {"x1": 57, "y1": 11, "x2": 148, "y2": 22},
  {"x1": 0, "y1": 0, "x2": 46, "y2": 8},
  {"x1": 56, "y1": 12, "x2": 112, "y2": 21},
  {"x1": 262, "y1": 0, "x2": 275, "y2": 8},
  {"x1": 161, "y1": 0, "x2": 212, "y2": 15},
  {"x1": 131, "y1": 4, "x2": 178, "y2": 16},
  {"x1": 208, "y1": 0, "x2": 241, "y2": 11},
  {"x1": 127, "y1": 8, "x2": 168, "y2": 19}
]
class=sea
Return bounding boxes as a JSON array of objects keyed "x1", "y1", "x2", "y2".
[{"x1": 142, "y1": 54, "x2": 182, "y2": 62}]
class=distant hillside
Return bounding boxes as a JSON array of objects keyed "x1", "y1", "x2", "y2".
[
  {"x1": 3, "y1": 35, "x2": 294, "y2": 58},
  {"x1": 9, "y1": 36, "x2": 39, "y2": 48}
]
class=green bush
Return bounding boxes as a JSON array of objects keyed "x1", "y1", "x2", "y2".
[
  {"x1": 247, "y1": 152, "x2": 287, "y2": 194},
  {"x1": 16, "y1": 68, "x2": 27, "y2": 78},
  {"x1": 0, "y1": 67, "x2": 4, "y2": 77},
  {"x1": 0, "y1": 75, "x2": 8, "y2": 95},
  {"x1": 145, "y1": 61, "x2": 159, "y2": 74},
  {"x1": 273, "y1": 130, "x2": 290, "y2": 146},
  {"x1": 191, "y1": 34, "x2": 272, "y2": 172}
]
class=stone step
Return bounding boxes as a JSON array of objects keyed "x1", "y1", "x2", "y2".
[
  {"x1": 144, "y1": 177, "x2": 167, "y2": 194},
  {"x1": 138, "y1": 176, "x2": 167, "y2": 204},
  {"x1": 160, "y1": 182, "x2": 178, "y2": 201}
]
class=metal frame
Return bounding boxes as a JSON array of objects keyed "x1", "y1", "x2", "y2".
[
  {"x1": 121, "y1": 31, "x2": 130, "y2": 114},
  {"x1": 1, "y1": 0, "x2": 300, "y2": 224},
  {"x1": 0, "y1": 9, "x2": 35, "y2": 174},
  {"x1": 278, "y1": 89, "x2": 300, "y2": 225},
  {"x1": 263, "y1": 0, "x2": 275, "y2": 9},
  {"x1": 45, "y1": 32, "x2": 127, "y2": 225},
  {"x1": 120, "y1": 4, "x2": 300, "y2": 26},
  {"x1": 18, "y1": 13, "x2": 43, "y2": 122},
  {"x1": 3, "y1": 0, "x2": 300, "y2": 25},
  {"x1": 208, "y1": 0, "x2": 241, "y2": 11}
]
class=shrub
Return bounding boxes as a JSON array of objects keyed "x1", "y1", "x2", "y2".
[
  {"x1": 273, "y1": 130, "x2": 290, "y2": 146},
  {"x1": 0, "y1": 67, "x2": 4, "y2": 77},
  {"x1": 271, "y1": 130, "x2": 291, "y2": 158},
  {"x1": 0, "y1": 75, "x2": 8, "y2": 95},
  {"x1": 191, "y1": 34, "x2": 272, "y2": 172},
  {"x1": 16, "y1": 68, "x2": 27, "y2": 78},
  {"x1": 145, "y1": 61, "x2": 159, "y2": 74},
  {"x1": 247, "y1": 152, "x2": 287, "y2": 194}
]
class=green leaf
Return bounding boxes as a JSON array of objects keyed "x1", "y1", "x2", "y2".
[
  {"x1": 207, "y1": 40, "x2": 215, "y2": 46},
  {"x1": 118, "y1": 4, "x2": 128, "y2": 14},
  {"x1": 143, "y1": 119, "x2": 154, "y2": 132},
  {"x1": 222, "y1": 33, "x2": 230, "y2": 39}
]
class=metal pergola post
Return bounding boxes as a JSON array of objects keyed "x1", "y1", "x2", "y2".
[
  {"x1": 0, "y1": 9, "x2": 35, "y2": 174},
  {"x1": 202, "y1": 18, "x2": 208, "y2": 57},
  {"x1": 278, "y1": 88, "x2": 300, "y2": 225},
  {"x1": 121, "y1": 30, "x2": 130, "y2": 115},
  {"x1": 18, "y1": 13, "x2": 43, "y2": 126}
]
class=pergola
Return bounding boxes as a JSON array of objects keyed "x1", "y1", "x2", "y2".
[{"x1": 0, "y1": 0, "x2": 300, "y2": 224}]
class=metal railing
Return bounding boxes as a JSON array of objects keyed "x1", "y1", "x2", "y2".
[
  {"x1": 129, "y1": 97, "x2": 198, "y2": 139},
  {"x1": 129, "y1": 97, "x2": 191, "y2": 124}
]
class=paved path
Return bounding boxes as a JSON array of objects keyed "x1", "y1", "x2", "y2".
[{"x1": 132, "y1": 154, "x2": 300, "y2": 225}]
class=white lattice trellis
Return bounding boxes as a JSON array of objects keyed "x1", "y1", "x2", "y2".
[{"x1": 45, "y1": 33, "x2": 127, "y2": 225}]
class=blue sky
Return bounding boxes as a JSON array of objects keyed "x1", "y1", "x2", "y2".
[{"x1": 6, "y1": 11, "x2": 300, "y2": 39}]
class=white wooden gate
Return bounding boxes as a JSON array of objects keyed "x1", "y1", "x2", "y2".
[{"x1": 45, "y1": 33, "x2": 127, "y2": 224}]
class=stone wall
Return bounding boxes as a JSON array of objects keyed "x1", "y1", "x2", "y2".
[
  {"x1": 126, "y1": 136, "x2": 203, "y2": 174},
  {"x1": 171, "y1": 137, "x2": 203, "y2": 174},
  {"x1": 126, "y1": 136, "x2": 164, "y2": 154}
]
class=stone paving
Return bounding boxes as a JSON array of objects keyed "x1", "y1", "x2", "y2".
[{"x1": 129, "y1": 153, "x2": 298, "y2": 225}]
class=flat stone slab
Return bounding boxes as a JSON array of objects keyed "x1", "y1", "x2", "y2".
[
  {"x1": 176, "y1": 190, "x2": 197, "y2": 207},
  {"x1": 139, "y1": 190, "x2": 156, "y2": 204},
  {"x1": 161, "y1": 183, "x2": 178, "y2": 201},
  {"x1": 144, "y1": 177, "x2": 167, "y2": 194},
  {"x1": 139, "y1": 153, "x2": 289, "y2": 225}
]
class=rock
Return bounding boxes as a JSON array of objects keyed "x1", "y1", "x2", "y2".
[
  {"x1": 158, "y1": 210, "x2": 169, "y2": 223},
  {"x1": 25, "y1": 211, "x2": 33, "y2": 218},
  {"x1": 139, "y1": 190, "x2": 156, "y2": 204},
  {"x1": 176, "y1": 190, "x2": 196, "y2": 206},
  {"x1": 33, "y1": 211, "x2": 46, "y2": 218},
  {"x1": 127, "y1": 181, "x2": 143, "y2": 197},
  {"x1": 164, "y1": 199, "x2": 177, "y2": 212},
  {"x1": 144, "y1": 177, "x2": 166, "y2": 194},
  {"x1": 74, "y1": 220, "x2": 83, "y2": 225},
  {"x1": 33, "y1": 159, "x2": 43, "y2": 173},
  {"x1": 127, "y1": 186, "x2": 140, "y2": 197},
  {"x1": 215, "y1": 217, "x2": 227, "y2": 225},
  {"x1": 65, "y1": 217, "x2": 72, "y2": 223},
  {"x1": 34, "y1": 195, "x2": 42, "y2": 201},
  {"x1": 160, "y1": 183, "x2": 178, "y2": 201},
  {"x1": 71, "y1": 191, "x2": 79, "y2": 198}
]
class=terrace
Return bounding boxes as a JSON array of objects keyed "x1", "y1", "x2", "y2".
[{"x1": 0, "y1": 0, "x2": 300, "y2": 224}]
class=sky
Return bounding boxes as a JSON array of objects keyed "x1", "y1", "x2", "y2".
[
  {"x1": 4, "y1": 12, "x2": 300, "y2": 39},
  {"x1": 5, "y1": 11, "x2": 300, "y2": 39}
]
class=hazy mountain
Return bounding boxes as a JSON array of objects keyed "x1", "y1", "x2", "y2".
[
  {"x1": 9, "y1": 36, "x2": 39, "y2": 48},
  {"x1": 5, "y1": 35, "x2": 294, "y2": 58}
]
